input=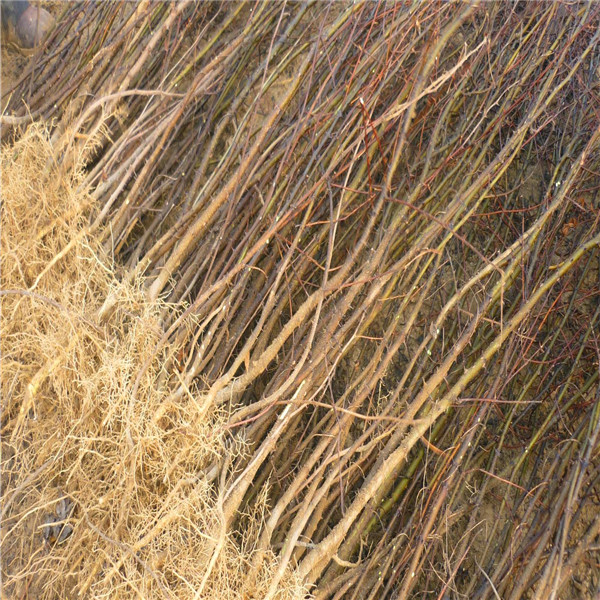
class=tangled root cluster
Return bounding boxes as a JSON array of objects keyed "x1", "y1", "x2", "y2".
[{"x1": 1, "y1": 124, "x2": 307, "y2": 600}]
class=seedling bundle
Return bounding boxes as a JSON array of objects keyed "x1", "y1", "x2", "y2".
[{"x1": 2, "y1": 2, "x2": 599, "y2": 598}]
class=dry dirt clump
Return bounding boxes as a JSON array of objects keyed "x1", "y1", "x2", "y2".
[{"x1": 0, "y1": 123, "x2": 308, "y2": 600}]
